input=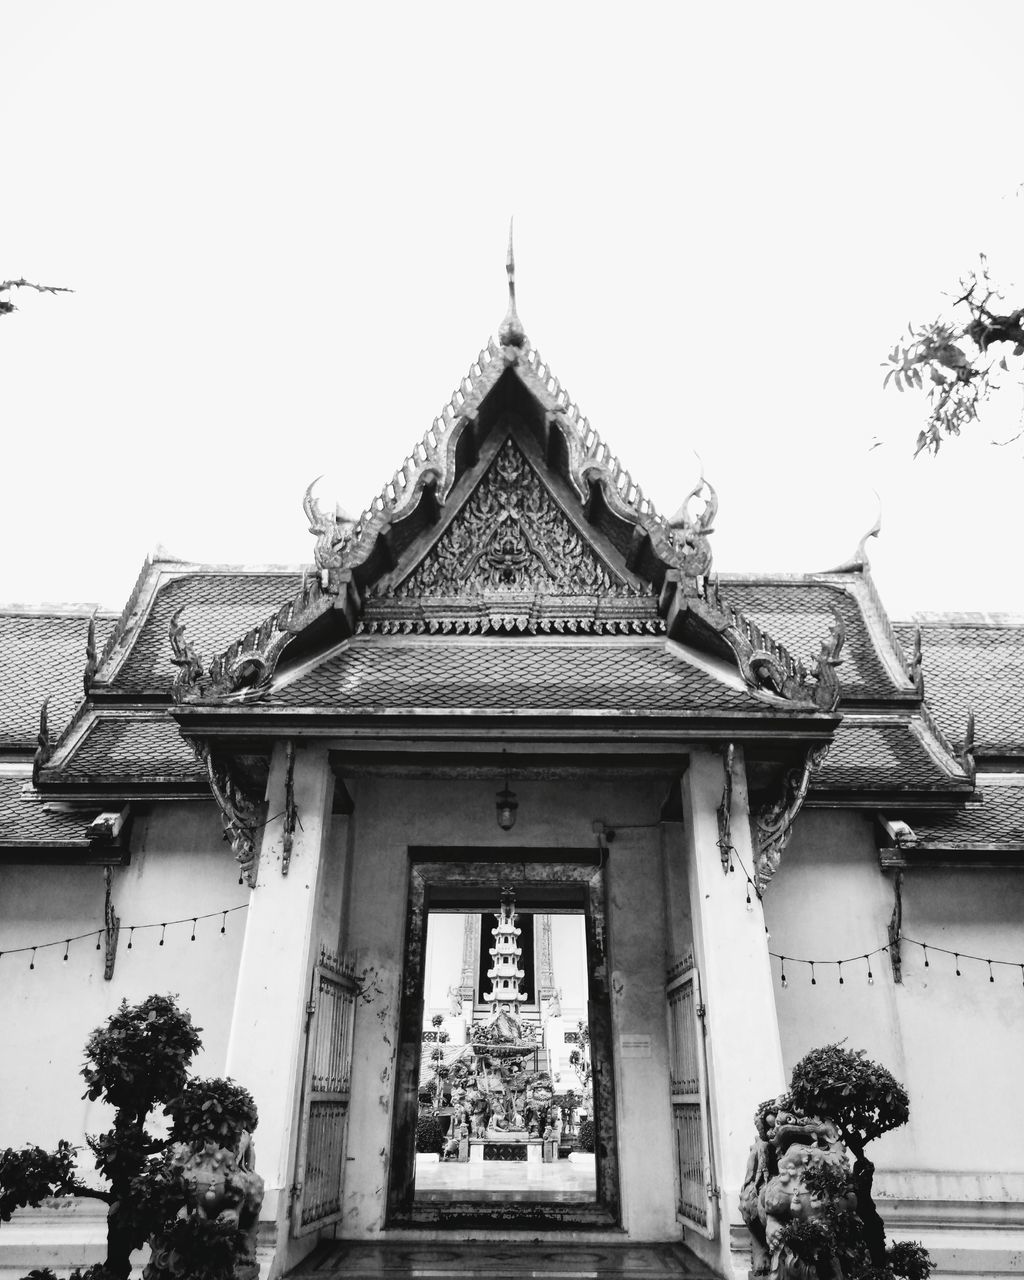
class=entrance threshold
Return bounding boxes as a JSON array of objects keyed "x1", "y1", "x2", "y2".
[{"x1": 288, "y1": 1240, "x2": 718, "y2": 1279}]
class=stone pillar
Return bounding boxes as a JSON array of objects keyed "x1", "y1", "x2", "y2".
[
  {"x1": 681, "y1": 747, "x2": 786, "y2": 1280},
  {"x1": 224, "y1": 742, "x2": 334, "y2": 1280}
]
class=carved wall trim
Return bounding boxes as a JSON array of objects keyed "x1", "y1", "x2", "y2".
[
  {"x1": 754, "y1": 744, "x2": 830, "y2": 893},
  {"x1": 195, "y1": 743, "x2": 266, "y2": 888},
  {"x1": 103, "y1": 864, "x2": 120, "y2": 981},
  {"x1": 281, "y1": 740, "x2": 297, "y2": 876},
  {"x1": 32, "y1": 697, "x2": 51, "y2": 788}
]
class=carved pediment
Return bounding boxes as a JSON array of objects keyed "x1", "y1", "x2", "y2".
[{"x1": 364, "y1": 437, "x2": 661, "y2": 635}]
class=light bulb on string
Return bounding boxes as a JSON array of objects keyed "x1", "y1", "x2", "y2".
[
  {"x1": 780, "y1": 958, "x2": 788, "y2": 989},
  {"x1": 29, "y1": 947, "x2": 36, "y2": 971},
  {"x1": 190, "y1": 919, "x2": 197, "y2": 942},
  {"x1": 810, "y1": 962, "x2": 816, "y2": 986},
  {"x1": 220, "y1": 912, "x2": 227, "y2": 935},
  {"x1": 955, "y1": 952, "x2": 961, "y2": 977},
  {"x1": 866, "y1": 955, "x2": 874, "y2": 985},
  {"x1": 923, "y1": 945, "x2": 929, "y2": 968},
  {"x1": 127, "y1": 928, "x2": 134, "y2": 950},
  {"x1": 95, "y1": 931, "x2": 102, "y2": 951},
  {"x1": 838, "y1": 961, "x2": 844, "y2": 986},
  {"x1": 63, "y1": 939, "x2": 70, "y2": 962},
  {"x1": 159, "y1": 924, "x2": 166, "y2": 947},
  {"x1": 988, "y1": 961, "x2": 994, "y2": 983}
]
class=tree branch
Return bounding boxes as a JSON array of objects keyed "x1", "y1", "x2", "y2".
[{"x1": 0, "y1": 278, "x2": 74, "y2": 315}]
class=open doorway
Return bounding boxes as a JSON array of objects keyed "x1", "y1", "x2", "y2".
[
  {"x1": 415, "y1": 900, "x2": 594, "y2": 1203},
  {"x1": 387, "y1": 854, "x2": 620, "y2": 1228}
]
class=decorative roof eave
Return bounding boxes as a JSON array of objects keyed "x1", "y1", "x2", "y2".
[
  {"x1": 664, "y1": 574, "x2": 846, "y2": 713},
  {"x1": 877, "y1": 832, "x2": 1024, "y2": 869},
  {"x1": 169, "y1": 571, "x2": 350, "y2": 705}
]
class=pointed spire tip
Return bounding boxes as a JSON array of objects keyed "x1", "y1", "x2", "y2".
[{"x1": 498, "y1": 217, "x2": 526, "y2": 349}]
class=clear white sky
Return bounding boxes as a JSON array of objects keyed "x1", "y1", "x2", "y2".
[{"x1": 3, "y1": 2, "x2": 1023, "y2": 622}]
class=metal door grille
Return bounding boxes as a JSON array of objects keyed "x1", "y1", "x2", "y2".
[
  {"x1": 293, "y1": 946, "x2": 357, "y2": 1234},
  {"x1": 666, "y1": 962, "x2": 717, "y2": 1236}
]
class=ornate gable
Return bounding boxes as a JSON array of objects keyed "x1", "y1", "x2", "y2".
[
  {"x1": 171, "y1": 242, "x2": 844, "y2": 714},
  {"x1": 362, "y1": 435, "x2": 660, "y2": 636}
]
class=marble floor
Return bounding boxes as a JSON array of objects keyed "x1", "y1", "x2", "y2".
[
  {"x1": 414, "y1": 1151, "x2": 597, "y2": 1202},
  {"x1": 290, "y1": 1240, "x2": 716, "y2": 1278}
]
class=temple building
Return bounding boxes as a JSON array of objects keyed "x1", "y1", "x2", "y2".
[{"x1": 1, "y1": 247, "x2": 1022, "y2": 1280}]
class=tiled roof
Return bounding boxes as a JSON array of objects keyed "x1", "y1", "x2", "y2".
[
  {"x1": 48, "y1": 716, "x2": 204, "y2": 784},
  {"x1": 724, "y1": 580, "x2": 903, "y2": 700},
  {"x1": 0, "y1": 772, "x2": 95, "y2": 847},
  {"x1": 107, "y1": 571, "x2": 302, "y2": 694},
  {"x1": 0, "y1": 611, "x2": 117, "y2": 750},
  {"x1": 812, "y1": 718, "x2": 967, "y2": 792},
  {"x1": 897, "y1": 780, "x2": 1024, "y2": 847},
  {"x1": 268, "y1": 636, "x2": 767, "y2": 714},
  {"x1": 895, "y1": 620, "x2": 1024, "y2": 756}
]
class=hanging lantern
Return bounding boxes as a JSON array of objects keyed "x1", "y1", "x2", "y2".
[{"x1": 495, "y1": 757, "x2": 518, "y2": 831}]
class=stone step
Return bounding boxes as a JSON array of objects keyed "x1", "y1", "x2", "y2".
[{"x1": 288, "y1": 1241, "x2": 718, "y2": 1279}]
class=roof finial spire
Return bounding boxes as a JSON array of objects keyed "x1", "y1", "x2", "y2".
[{"x1": 498, "y1": 218, "x2": 526, "y2": 349}]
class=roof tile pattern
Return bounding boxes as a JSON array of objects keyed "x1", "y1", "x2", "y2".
[
  {"x1": 54, "y1": 717, "x2": 203, "y2": 784},
  {"x1": 725, "y1": 582, "x2": 897, "y2": 698},
  {"x1": 0, "y1": 773, "x2": 94, "y2": 846},
  {"x1": 270, "y1": 638, "x2": 762, "y2": 713},
  {"x1": 900, "y1": 782, "x2": 1024, "y2": 846},
  {"x1": 814, "y1": 721, "x2": 958, "y2": 791},
  {"x1": 110, "y1": 573, "x2": 302, "y2": 694},
  {"x1": 0, "y1": 612, "x2": 117, "y2": 749},
  {"x1": 894, "y1": 622, "x2": 1024, "y2": 756}
]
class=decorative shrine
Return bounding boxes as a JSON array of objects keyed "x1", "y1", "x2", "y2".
[{"x1": 420, "y1": 890, "x2": 564, "y2": 1165}]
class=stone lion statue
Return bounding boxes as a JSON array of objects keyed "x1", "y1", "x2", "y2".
[{"x1": 740, "y1": 1097, "x2": 856, "y2": 1280}]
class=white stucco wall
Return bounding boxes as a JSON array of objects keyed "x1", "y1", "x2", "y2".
[
  {"x1": 337, "y1": 773, "x2": 681, "y2": 1241},
  {"x1": 0, "y1": 801, "x2": 246, "y2": 1161},
  {"x1": 766, "y1": 807, "x2": 1024, "y2": 1203}
]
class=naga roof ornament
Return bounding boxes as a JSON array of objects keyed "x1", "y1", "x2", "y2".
[{"x1": 169, "y1": 569, "x2": 339, "y2": 704}]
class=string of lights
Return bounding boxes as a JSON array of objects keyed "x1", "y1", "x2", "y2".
[
  {"x1": 772, "y1": 937, "x2": 1024, "y2": 988},
  {"x1": 0, "y1": 903, "x2": 250, "y2": 968}
]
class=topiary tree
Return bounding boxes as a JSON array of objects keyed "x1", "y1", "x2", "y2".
[
  {"x1": 576, "y1": 1118, "x2": 595, "y2": 1153},
  {"x1": 415, "y1": 1115, "x2": 445, "y2": 1155},
  {"x1": 788, "y1": 1044, "x2": 910, "y2": 1267},
  {"x1": 0, "y1": 996, "x2": 265, "y2": 1280},
  {"x1": 0, "y1": 995, "x2": 201, "y2": 1280}
]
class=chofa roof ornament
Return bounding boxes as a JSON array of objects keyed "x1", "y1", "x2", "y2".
[{"x1": 303, "y1": 477, "x2": 356, "y2": 576}]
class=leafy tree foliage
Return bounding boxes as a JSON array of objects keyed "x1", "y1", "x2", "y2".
[
  {"x1": 415, "y1": 1115, "x2": 445, "y2": 1155},
  {"x1": 884, "y1": 255, "x2": 1024, "y2": 454},
  {"x1": 167, "y1": 1078, "x2": 257, "y2": 1150},
  {"x1": 0, "y1": 995, "x2": 255, "y2": 1280},
  {"x1": 788, "y1": 1044, "x2": 910, "y2": 1267}
]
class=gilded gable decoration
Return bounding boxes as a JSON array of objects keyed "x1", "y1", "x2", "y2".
[{"x1": 363, "y1": 438, "x2": 660, "y2": 636}]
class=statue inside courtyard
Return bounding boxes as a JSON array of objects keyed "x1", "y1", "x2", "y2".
[{"x1": 420, "y1": 888, "x2": 581, "y2": 1164}]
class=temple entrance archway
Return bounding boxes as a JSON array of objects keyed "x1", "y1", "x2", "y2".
[{"x1": 386, "y1": 851, "x2": 621, "y2": 1229}]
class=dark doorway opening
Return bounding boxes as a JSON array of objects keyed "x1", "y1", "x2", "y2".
[{"x1": 386, "y1": 851, "x2": 620, "y2": 1230}]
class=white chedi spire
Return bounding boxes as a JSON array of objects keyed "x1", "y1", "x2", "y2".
[{"x1": 483, "y1": 886, "x2": 527, "y2": 1006}]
